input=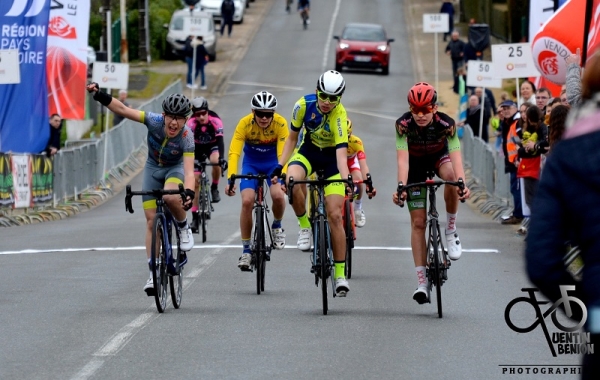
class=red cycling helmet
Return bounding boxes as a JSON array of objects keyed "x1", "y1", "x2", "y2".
[{"x1": 407, "y1": 82, "x2": 437, "y2": 107}]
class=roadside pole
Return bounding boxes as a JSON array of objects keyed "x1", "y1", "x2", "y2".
[{"x1": 422, "y1": 13, "x2": 449, "y2": 92}]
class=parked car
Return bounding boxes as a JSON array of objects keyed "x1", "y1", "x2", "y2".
[
  {"x1": 333, "y1": 23, "x2": 394, "y2": 75},
  {"x1": 165, "y1": 9, "x2": 217, "y2": 61},
  {"x1": 199, "y1": 0, "x2": 246, "y2": 24}
]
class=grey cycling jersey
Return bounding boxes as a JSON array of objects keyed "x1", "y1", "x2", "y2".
[{"x1": 144, "y1": 111, "x2": 195, "y2": 166}]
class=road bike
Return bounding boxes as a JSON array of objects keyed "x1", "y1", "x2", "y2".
[
  {"x1": 228, "y1": 173, "x2": 276, "y2": 295},
  {"x1": 288, "y1": 170, "x2": 352, "y2": 315},
  {"x1": 192, "y1": 159, "x2": 227, "y2": 243},
  {"x1": 397, "y1": 173, "x2": 465, "y2": 318},
  {"x1": 125, "y1": 184, "x2": 187, "y2": 313},
  {"x1": 343, "y1": 174, "x2": 375, "y2": 279}
]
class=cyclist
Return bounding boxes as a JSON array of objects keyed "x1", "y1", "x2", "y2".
[
  {"x1": 225, "y1": 91, "x2": 289, "y2": 271},
  {"x1": 272, "y1": 70, "x2": 374, "y2": 297},
  {"x1": 186, "y1": 97, "x2": 226, "y2": 231},
  {"x1": 298, "y1": 0, "x2": 310, "y2": 24},
  {"x1": 391, "y1": 82, "x2": 470, "y2": 304},
  {"x1": 346, "y1": 118, "x2": 377, "y2": 227},
  {"x1": 86, "y1": 83, "x2": 195, "y2": 296}
]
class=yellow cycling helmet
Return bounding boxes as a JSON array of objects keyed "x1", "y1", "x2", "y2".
[{"x1": 347, "y1": 118, "x2": 352, "y2": 136}]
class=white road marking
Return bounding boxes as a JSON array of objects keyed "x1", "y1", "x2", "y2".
[
  {"x1": 227, "y1": 80, "x2": 304, "y2": 91},
  {"x1": 322, "y1": 0, "x2": 342, "y2": 72},
  {"x1": 345, "y1": 107, "x2": 399, "y2": 120},
  {"x1": 2, "y1": 243, "x2": 498, "y2": 255},
  {"x1": 68, "y1": 232, "x2": 240, "y2": 380}
]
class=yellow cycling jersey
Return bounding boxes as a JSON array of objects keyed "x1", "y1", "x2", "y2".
[
  {"x1": 228, "y1": 112, "x2": 289, "y2": 177},
  {"x1": 347, "y1": 134, "x2": 366, "y2": 160},
  {"x1": 291, "y1": 93, "x2": 348, "y2": 149}
]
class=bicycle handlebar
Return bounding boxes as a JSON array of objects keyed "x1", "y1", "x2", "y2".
[
  {"x1": 227, "y1": 173, "x2": 286, "y2": 193},
  {"x1": 353, "y1": 173, "x2": 375, "y2": 199},
  {"x1": 125, "y1": 183, "x2": 187, "y2": 214},
  {"x1": 194, "y1": 160, "x2": 228, "y2": 177},
  {"x1": 396, "y1": 177, "x2": 465, "y2": 208}
]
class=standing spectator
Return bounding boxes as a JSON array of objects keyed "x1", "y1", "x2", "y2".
[
  {"x1": 445, "y1": 31, "x2": 466, "y2": 94},
  {"x1": 499, "y1": 100, "x2": 524, "y2": 225},
  {"x1": 547, "y1": 104, "x2": 570, "y2": 152},
  {"x1": 185, "y1": 35, "x2": 209, "y2": 90},
  {"x1": 518, "y1": 79, "x2": 536, "y2": 106},
  {"x1": 525, "y1": 52, "x2": 600, "y2": 379},
  {"x1": 220, "y1": 0, "x2": 235, "y2": 38},
  {"x1": 461, "y1": 94, "x2": 490, "y2": 142},
  {"x1": 565, "y1": 48, "x2": 582, "y2": 107},
  {"x1": 440, "y1": 0, "x2": 455, "y2": 42},
  {"x1": 535, "y1": 87, "x2": 552, "y2": 112},
  {"x1": 46, "y1": 113, "x2": 62, "y2": 156},
  {"x1": 112, "y1": 90, "x2": 130, "y2": 126}
]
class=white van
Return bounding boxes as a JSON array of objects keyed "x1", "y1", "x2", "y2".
[{"x1": 165, "y1": 9, "x2": 217, "y2": 61}]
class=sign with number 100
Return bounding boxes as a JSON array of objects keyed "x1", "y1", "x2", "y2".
[
  {"x1": 183, "y1": 17, "x2": 205, "y2": 36},
  {"x1": 422, "y1": 13, "x2": 449, "y2": 33},
  {"x1": 492, "y1": 43, "x2": 540, "y2": 79}
]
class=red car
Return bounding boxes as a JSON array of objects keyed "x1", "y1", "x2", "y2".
[{"x1": 333, "y1": 23, "x2": 394, "y2": 75}]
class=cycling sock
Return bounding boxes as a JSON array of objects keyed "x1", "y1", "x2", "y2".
[
  {"x1": 354, "y1": 199, "x2": 362, "y2": 210},
  {"x1": 297, "y1": 213, "x2": 311, "y2": 229},
  {"x1": 446, "y1": 213, "x2": 457, "y2": 235},
  {"x1": 242, "y1": 239, "x2": 251, "y2": 254},
  {"x1": 211, "y1": 181, "x2": 218, "y2": 189},
  {"x1": 416, "y1": 266, "x2": 427, "y2": 287},
  {"x1": 175, "y1": 218, "x2": 188, "y2": 229},
  {"x1": 272, "y1": 219, "x2": 282, "y2": 229},
  {"x1": 191, "y1": 206, "x2": 198, "y2": 213},
  {"x1": 334, "y1": 261, "x2": 346, "y2": 279}
]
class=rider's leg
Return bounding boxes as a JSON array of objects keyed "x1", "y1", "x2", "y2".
[
  {"x1": 438, "y1": 160, "x2": 462, "y2": 260},
  {"x1": 209, "y1": 150, "x2": 221, "y2": 185},
  {"x1": 192, "y1": 172, "x2": 200, "y2": 212},
  {"x1": 240, "y1": 188, "x2": 255, "y2": 251},
  {"x1": 270, "y1": 181, "x2": 287, "y2": 249},
  {"x1": 410, "y1": 208, "x2": 429, "y2": 303}
]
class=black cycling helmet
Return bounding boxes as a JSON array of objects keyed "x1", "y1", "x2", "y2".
[
  {"x1": 191, "y1": 96, "x2": 209, "y2": 113},
  {"x1": 162, "y1": 94, "x2": 191, "y2": 117}
]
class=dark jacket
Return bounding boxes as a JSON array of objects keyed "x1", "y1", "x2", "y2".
[
  {"x1": 185, "y1": 38, "x2": 208, "y2": 67},
  {"x1": 465, "y1": 104, "x2": 490, "y2": 142},
  {"x1": 46, "y1": 122, "x2": 62, "y2": 155},
  {"x1": 440, "y1": 2, "x2": 454, "y2": 17},
  {"x1": 445, "y1": 39, "x2": 466, "y2": 61},
  {"x1": 526, "y1": 107, "x2": 600, "y2": 320},
  {"x1": 221, "y1": 0, "x2": 235, "y2": 17}
]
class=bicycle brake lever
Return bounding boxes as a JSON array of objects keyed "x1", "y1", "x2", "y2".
[
  {"x1": 125, "y1": 185, "x2": 134, "y2": 213},
  {"x1": 397, "y1": 182, "x2": 405, "y2": 208},
  {"x1": 287, "y1": 177, "x2": 295, "y2": 205}
]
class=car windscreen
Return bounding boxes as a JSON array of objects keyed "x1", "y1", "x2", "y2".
[
  {"x1": 342, "y1": 27, "x2": 385, "y2": 42},
  {"x1": 170, "y1": 15, "x2": 212, "y2": 33}
]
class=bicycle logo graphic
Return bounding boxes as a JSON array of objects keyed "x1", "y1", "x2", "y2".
[{"x1": 504, "y1": 286, "x2": 591, "y2": 357}]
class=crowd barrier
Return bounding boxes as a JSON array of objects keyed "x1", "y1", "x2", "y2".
[{"x1": 0, "y1": 81, "x2": 182, "y2": 226}]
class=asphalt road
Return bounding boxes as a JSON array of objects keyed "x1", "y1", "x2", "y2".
[{"x1": 0, "y1": 0, "x2": 582, "y2": 379}]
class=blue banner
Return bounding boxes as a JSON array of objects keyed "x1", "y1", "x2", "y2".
[{"x1": 0, "y1": 0, "x2": 51, "y2": 154}]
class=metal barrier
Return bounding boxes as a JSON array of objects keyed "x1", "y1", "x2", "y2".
[{"x1": 461, "y1": 124, "x2": 513, "y2": 220}]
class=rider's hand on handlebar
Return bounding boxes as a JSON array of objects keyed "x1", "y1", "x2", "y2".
[
  {"x1": 183, "y1": 189, "x2": 195, "y2": 211},
  {"x1": 269, "y1": 164, "x2": 283, "y2": 185},
  {"x1": 392, "y1": 189, "x2": 406, "y2": 206},
  {"x1": 226, "y1": 180, "x2": 236, "y2": 196},
  {"x1": 457, "y1": 184, "x2": 470, "y2": 201}
]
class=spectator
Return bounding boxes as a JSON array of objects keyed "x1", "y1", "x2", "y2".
[
  {"x1": 113, "y1": 89, "x2": 130, "y2": 126},
  {"x1": 185, "y1": 35, "x2": 209, "y2": 90},
  {"x1": 525, "y1": 51, "x2": 600, "y2": 379},
  {"x1": 46, "y1": 113, "x2": 62, "y2": 156},
  {"x1": 220, "y1": 0, "x2": 235, "y2": 37},
  {"x1": 445, "y1": 31, "x2": 466, "y2": 94},
  {"x1": 474, "y1": 86, "x2": 496, "y2": 116},
  {"x1": 535, "y1": 87, "x2": 552, "y2": 113},
  {"x1": 518, "y1": 79, "x2": 536, "y2": 106},
  {"x1": 565, "y1": 47, "x2": 582, "y2": 106},
  {"x1": 546, "y1": 104, "x2": 570, "y2": 154},
  {"x1": 499, "y1": 100, "x2": 523, "y2": 225},
  {"x1": 544, "y1": 97, "x2": 562, "y2": 125},
  {"x1": 499, "y1": 91, "x2": 510, "y2": 103},
  {"x1": 559, "y1": 88, "x2": 568, "y2": 105},
  {"x1": 440, "y1": 0, "x2": 455, "y2": 42},
  {"x1": 462, "y1": 94, "x2": 490, "y2": 142}
]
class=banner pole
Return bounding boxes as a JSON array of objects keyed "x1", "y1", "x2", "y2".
[
  {"x1": 479, "y1": 88, "x2": 486, "y2": 140},
  {"x1": 102, "y1": 10, "x2": 112, "y2": 186}
]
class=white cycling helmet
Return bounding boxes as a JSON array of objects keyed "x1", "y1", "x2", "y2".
[
  {"x1": 316, "y1": 70, "x2": 346, "y2": 96},
  {"x1": 250, "y1": 91, "x2": 277, "y2": 110}
]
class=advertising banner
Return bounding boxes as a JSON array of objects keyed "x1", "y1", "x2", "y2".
[
  {"x1": 31, "y1": 154, "x2": 53, "y2": 203},
  {"x1": 46, "y1": 0, "x2": 91, "y2": 120},
  {"x1": 0, "y1": 0, "x2": 51, "y2": 154},
  {"x1": 0, "y1": 153, "x2": 14, "y2": 207},
  {"x1": 11, "y1": 154, "x2": 31, "y2": 208}
]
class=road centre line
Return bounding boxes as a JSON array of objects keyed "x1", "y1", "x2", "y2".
[{"x1": 69, "y1": 232, "x2": 240, "y2": 380}]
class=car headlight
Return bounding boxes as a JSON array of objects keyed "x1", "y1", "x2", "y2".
[
  {"x1": 339, "y1": 43, "x2": 349, "y2": 49},
  {"x1": 377, "y1": 45, "x2": 388, "y2": 52}
]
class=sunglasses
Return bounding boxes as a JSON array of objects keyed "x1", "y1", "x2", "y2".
[
  {"x1": 317, "y1": 91, "x2": 341, "y2": 103},
  {"x1": 194, "y1": 110, "x2": 208, "y2": 117},
  {"x1": 255, "y1": 110, "x2": 274, "y2": 119},
  {"x1": 165, "y1": 114, "x2": 187, "y2": 122},
  {"x1": 409, "y1": 105, "x2": 434, "y2": 115}
]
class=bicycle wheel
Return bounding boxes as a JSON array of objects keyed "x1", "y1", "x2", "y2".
[
  {"x1": 344, "y1": 199, "x2": 353, "y2": 279},
  {"x1": 200, "y1": 185, "x2": 208, "y2": 243},
  {"x1": 431, "y1": 220, "x2": 443, "y2": 318},
  {"x1": 318, "y1": 216, "x2": 328, "y2": 315},
  {"x1": 170, "y1": 225, "x2": 183, "y2": 309},
  {"x1": 255, "y1": 206, "x2": 264, "y2": 295},
  {"x1": 151, "y1": 215, "x2": 168, "y2": 313}
]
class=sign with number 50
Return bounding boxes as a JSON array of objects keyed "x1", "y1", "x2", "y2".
[
  {"x1": 92, "y1": 62, "x2": 129, "y2": 90},
  {"x1": 466, "y1": 60, "x2": 502, "y2": 88},
  {"x1": 492, "y1": 43, "x2": 540, "y2": 79}
]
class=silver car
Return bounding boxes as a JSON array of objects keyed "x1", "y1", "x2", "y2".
[{"x1": 165, "y1": 9, "x2": 218, "y2": 61}]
